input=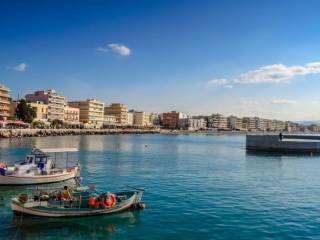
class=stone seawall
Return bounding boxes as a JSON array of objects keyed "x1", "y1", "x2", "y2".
[
  {"x1": 0, "y1": 128, "x2": 161, "y2": 138},
  {"x1": 246, "y1": 134, "x2": 320, "y2": 153}
]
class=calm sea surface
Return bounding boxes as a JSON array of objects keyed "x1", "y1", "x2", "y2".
[{"x1": 1, "y1": 134, "x2": 320, "y2": 239}]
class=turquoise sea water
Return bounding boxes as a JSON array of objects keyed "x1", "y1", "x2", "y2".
[{"x1": 1, "y1": 134, "x2": 320, "y2": 239}]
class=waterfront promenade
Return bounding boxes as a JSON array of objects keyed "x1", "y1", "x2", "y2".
[
  {"x1": 0, "y1": 128, "x2": 251, "y2": 138},
  {"x1": 0, "y1": 128, "x2": 161, "y2": 138}
]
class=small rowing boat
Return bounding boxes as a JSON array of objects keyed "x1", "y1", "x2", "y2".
[
  {"x1": 0, "y1": 148, "x2": 80, "y2": 185},
  {"x1": 11, "y1": 185, "x2": 145, "y2": 217}
]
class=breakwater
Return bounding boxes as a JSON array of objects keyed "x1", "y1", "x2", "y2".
[
  {"x1": 0, "y1": 128, "x2": 161, "y2": 138},
  {"x1": 246, "y1": 134, "x2": 320, "y2": 153}
]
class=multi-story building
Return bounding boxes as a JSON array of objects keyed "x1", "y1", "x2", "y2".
[
  {"x1": 64, "y1": 105, "x2": 80, "y2": 124},
  {"x1": 103, "y1": 114, "x2": 117, "y2": 126},
  {"x1": 285, "y1": 121, "x2": 299, "y2": 132},
  {"x1": 162, "y1": 111, "x2": 187, "y2": 129},
  {"x1": 69, "y1": 99, "x2": 104, "y2": 126},
  {"x1": 208, "y1": 114, "x2": 228, "y2": 129},
  {"x1": 149, "y1": 113, "x2": 161, "y2": 126},
  {"x1": 104, "y1": 103, "x2": 128, "y2": 125},
  {"x1": 25, "y1": 89, "x2": 65, "y2": 121},
  {"x1": 133, "y1": 111, "x2": 151, "y2": 126},
  {"x1": 29, "y1": 101, "x2": 48, "y2": 122},
  {"x1": 0, "y1": 85, "x2": 11, "y2": 120},
  {"x1": 255, "y1": 117, "x2": 267, "y2": 131},
  {"x1": 9, "y1": 99, "x2": 18, "y2": 120},
  {"x1": 127, "y1": 111, "x2": 134, "y2": 126},
  {"x1": 265, "y1": 119, "x2": 276, "y2": 131},
  {"x1": 308, "y1": 124, "x2": 320, "y2": 132},
  {"x1": 228, "y1": 116, "x2": 243, "y2": 130},
  {"x1": 179, "y1": 117, "x2": 206, "y2": 130},
  {"x1": 275, "y1": 120, "x2": 286, "y2": 131},
  {"x1": 242, "y1": 117, "x2": 257, "y2": 131}
]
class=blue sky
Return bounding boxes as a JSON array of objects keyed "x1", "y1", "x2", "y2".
[{"x1": 1, "y1": 0, "x2": 320, "y2": 120}]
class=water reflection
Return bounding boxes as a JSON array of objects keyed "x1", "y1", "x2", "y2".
[
  {"x1": 245, "y1": 150, "x2": 283, "y2": 176},
  {"x1": 9, "y1": 211, "x2": 141, "y2": 239}
]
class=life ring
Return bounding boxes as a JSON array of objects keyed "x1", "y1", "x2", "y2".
[{"x1": 105, "y1": 193, "x2": 117, "y2": 208}]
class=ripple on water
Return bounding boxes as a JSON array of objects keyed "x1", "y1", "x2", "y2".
[{"x1": 1, "y1": 134, "x2": 320, "y2": 239}]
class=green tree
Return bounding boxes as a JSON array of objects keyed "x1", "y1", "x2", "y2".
[
  {"x1": 32, "y1": 120, "x2": 45, "y2": 129},
  {"x1": 51, "y1": 119, "x2": 63, "y2": 129},
  {"x1": 15, "y1": 99, "x2": 37, "y2": 123}
]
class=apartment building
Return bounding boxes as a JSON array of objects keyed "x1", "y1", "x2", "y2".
[
  {"x1": 133, "y1": 111, "x2": 151, "y2": 126},
  {"x1": 104, "y1": 103, "x2": 128, "y2": 125},
  {"x1": 25, "y1": 89, "x2": 65, "y2": 121},
  {"x1": 149, "y1": 113, "x2": 160, "y2": 126},
  {"x1": 228, "y1": 116, "x2": 243, "y2": 130},
  {"x1": 0, "y1": 85, "x2": 11, "y2": 120},
  {"x1": 29, "y1": 101, "x2": 48, "y2": 122},
  {"x1": 265, "y1": 119, "x2": 276, "y2": 131},
  {"x1": 275, "y1": 120, "x2": 286, "y2": 131},
  {"x1": 64, "y1": 105, "x2": 80, "y2": 124},
  {"x1": 285, "y1": 121, "x2": 299, "y2": 132},
  {"x1": 179, "y1": 117, "x2": 206, "y2": 130},
  {"x1": 127, "y1": 111, "x2": 134, "y2": 126},
  {"x1": 9, "y1": 99, "x2": 18, "y2": 120},
  {"x1": 103, "y1": 114, "x2": 117, "y2": 126},
  {"x1": 69, "y1": 99, "x2": 104, "y2": 126},
  {"x1": 208, "y1": 114, "x2": 228, "y2": 129},
  {"x1": 162, "y1": 111, "x2": 187, "y2": 129},
  {"x1": 242, "y1": 117, "x2": 257, "y2": 131},
  {"x1": 255, "y1": 117, "x2": 266, "y2": 131},
  {"x1": 308, "y1": 124, "x2": 320, "y2": 132}
]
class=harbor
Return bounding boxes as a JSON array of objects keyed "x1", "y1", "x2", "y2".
[{"x1": 2, "y1": 0, "x2": 320, "y2": 239}]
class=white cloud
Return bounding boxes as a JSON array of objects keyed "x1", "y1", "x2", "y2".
[
  {"x1": 225, "y1": 84, "x2": 233, "y2": 89},
  {"x1": 97, "y1": 43, "x2": 131, "y2": 56},
  {"x1": 108, "y1": 43, "x2": 131, "y2": 56},
  {"x1": 96, "y1": 46, "x2": 109, "y2": 53},
  {"x1": 14, "y1": 63, "x2": 27, "y2": 72},
  {"x1": 208, "y1": 61, "x2": 320, "y2": 86},
  {"x1": 207, "y1": 78, "x2": 228, "y2": 85},
  {"x1": 241, "y1": 99, "x2": 259, "y2": 107},
  {"x1": 271, "y1": 99, "x2": 297, "y2": 105}
]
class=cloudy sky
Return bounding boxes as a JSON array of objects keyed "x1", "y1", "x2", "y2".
[{"x1": 1, "y1": 0, "x2": 320, "y2": 121}]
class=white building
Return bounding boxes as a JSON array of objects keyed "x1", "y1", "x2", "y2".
[
  {"x1": 179, "y1": 117, "x2": 206, "y2": 130},
  {"x1": 26, "y1": 89, "x2": 65, "y2": 121}
]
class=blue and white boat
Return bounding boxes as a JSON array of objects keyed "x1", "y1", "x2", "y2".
[{"x1": 0, "y1": 148, "x2": 80, "y2": 185}]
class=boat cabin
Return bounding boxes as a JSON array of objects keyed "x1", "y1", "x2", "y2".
[{"x1": 15, "y1": 148, "x2": 54, "y2": 174}]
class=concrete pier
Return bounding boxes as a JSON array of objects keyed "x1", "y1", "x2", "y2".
[{"x1": 246, "y1": 134, "x2": 320, "y2": 153}]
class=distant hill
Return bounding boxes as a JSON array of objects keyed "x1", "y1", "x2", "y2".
[{"x1": 296, "y1": 121, "x2": 320, "y2": 126}]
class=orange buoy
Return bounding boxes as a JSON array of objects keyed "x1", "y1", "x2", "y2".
[
  {"x1": 88, "y1": 196, "x2": 95, "y2": 207},
  {"x1": 94, "y1": 199, "x2": 100, "y2": 208}
]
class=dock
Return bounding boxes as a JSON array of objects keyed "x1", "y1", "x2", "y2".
[{"x1": 246, "y1": 133, "x2": 320, "y2": 153}]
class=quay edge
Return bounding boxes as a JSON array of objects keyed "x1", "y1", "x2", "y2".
[{"x1": 246, "y1": 134, "x2": 320, "y2": 153}]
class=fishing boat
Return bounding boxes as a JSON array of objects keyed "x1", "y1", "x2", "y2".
[
  {"x1": 0, "y1": 148, "x2": 80, "y2": 185},
  {"x1": 11, "y1": 185, "x2": 145, "y2": 217}
]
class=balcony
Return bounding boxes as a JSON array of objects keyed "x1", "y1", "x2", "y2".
[
  {"x1": 0, "y1": 110, "x2": 10, "y2": 117},
  {"x1": 0, "y1": 98, "x2": 10, "y2": 104}
]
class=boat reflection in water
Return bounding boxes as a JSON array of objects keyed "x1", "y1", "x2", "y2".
[{"x1": 10, "y1": 211, "x2": 141, "y2": 239}]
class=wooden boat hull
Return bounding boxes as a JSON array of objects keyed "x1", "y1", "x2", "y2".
[
  {"x1": 0, "y1": 167, "x2": 80, "y2": 185},
  {"x1": 11, "y1": 191, "x2": 142, "y2": 217}
]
